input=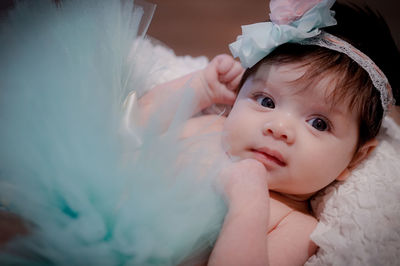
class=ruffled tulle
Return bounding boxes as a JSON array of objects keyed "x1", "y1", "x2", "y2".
[{"x1": 0, "y1": 0, "x2": 226, "y2": 265}]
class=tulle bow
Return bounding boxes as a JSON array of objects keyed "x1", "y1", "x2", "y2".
[{"x1": 229, "y1": 0, "x2": 337, "y2": 68}]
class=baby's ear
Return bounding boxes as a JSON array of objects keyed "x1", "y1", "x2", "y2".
[
  {"x1": 336, "y1": 138, "x2": 378, "y2": 181},
  {"x1": 349, "y1": 138, "x2": 379, "y2": 169}
]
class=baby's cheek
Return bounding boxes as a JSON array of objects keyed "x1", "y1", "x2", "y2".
[
  {"x1": 221, "y1": 128, "x2": 236, "y2": 154},
  {"x1": 305, "y1": 150, "x2": 351, "y2": 187},
  {"x1": 222, "y1": 125, "x2": 244, "y2": 155},
  {"x1": 223, "y1": 106, "x2": 253, "y2": 153}
]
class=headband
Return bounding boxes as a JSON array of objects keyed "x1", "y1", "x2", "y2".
[{"x1": 229, "y1": 0, "x2": 395, "y2": 113}]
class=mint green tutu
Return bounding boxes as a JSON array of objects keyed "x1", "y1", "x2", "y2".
[{"x1": 0, "y1": 0, "x2": 226, "y2": 265}]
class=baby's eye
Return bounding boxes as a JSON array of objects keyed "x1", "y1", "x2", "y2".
[
  {"x1": 307, "y1": 117, "x2": 330, "y2": 131},
  {"x1": 255, "y1": 95, "x2": 275, "y2": 109}
]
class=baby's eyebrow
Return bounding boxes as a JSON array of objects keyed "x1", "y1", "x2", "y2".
[
  {"x1": 307, "y1": 99, "x2": 347, "y2": 116},
  {"x1": 252, "y1": 78, "x2": 268, "y2": 85},
  {"x1": 251, "y1": 78, "x2": 281, "y2": 92},
  {"x1": 324, "y1": 103, "x2": 347, "y2": 117}
]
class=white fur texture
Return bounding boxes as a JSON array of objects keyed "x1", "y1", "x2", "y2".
[{"x1": 306, "y1": 117, "x2": 400, "y2": 266}]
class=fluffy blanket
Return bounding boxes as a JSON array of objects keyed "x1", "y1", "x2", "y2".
[{"x1": 307, "y1": 116, "x2": 400, "y2": 265}]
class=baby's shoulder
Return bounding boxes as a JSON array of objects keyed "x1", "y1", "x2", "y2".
[
  {"x1": 268, "y1": 196, "x2": 318, "y2": 264},
  {"x1": 181, "y1": 114, "x2": 226, "y2": 138},
  {"x1": 269, "y1": 192, "x2": 317, "y2": 232}
]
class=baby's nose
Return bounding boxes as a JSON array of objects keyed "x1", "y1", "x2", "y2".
[{"x1": 262, "y1": 119, "x2": 295, "y2": 144}]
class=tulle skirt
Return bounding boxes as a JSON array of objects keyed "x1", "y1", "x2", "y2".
[{"x1": 0, "y1": 0, "x2": 226, "y2": 265}]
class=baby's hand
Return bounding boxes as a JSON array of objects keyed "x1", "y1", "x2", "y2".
[
  {"x1": 210, "y1": 159, "x2": 270, "y2": 266},
  {"x1": 201, "y1": 54, "x2": 244, "y2": 107},
  {"x1": 219, "y1": 159, "x2": 269, "y2": 209}
]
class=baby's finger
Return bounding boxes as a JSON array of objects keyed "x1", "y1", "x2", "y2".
[
  {"x1": 214, "y1": 54, "x2": 235, "y2": 74},
  {"x1": 216, "y1": 87, "x2": 237, "y2": 105},
  {"x1": 228, "y1": 67, "x2": 245, "y2": 90},
  {"x1": 219, "y1": 61, "x2": 244, "y2": 84}
]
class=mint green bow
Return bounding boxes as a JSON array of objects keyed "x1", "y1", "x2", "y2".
[{"x1": 229, "y1": 0, "x2": 337, "y2": 68}]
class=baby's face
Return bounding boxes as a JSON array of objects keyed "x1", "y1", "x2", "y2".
[{"x1": 222, "y1": 62, "x2": 359, "y2": 197}]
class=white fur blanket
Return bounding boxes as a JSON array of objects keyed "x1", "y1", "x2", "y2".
[{"x1": 307, "y1": 117, "x2": 400, "y2": 265}]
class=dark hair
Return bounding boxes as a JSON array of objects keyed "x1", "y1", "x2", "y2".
[{"x1": 238, "y1": 2, "x2": 400, "y2": 150}]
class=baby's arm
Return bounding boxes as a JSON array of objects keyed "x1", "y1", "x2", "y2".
[
  {"x1": 138, "y1": 54, "x2": 243, "y2": 125},
  {"x1": 209, "y1": 159, "x2": 270, "y2": 266},
  {"x1": 209, "y1": 159, "x2": 318, "y2": 265},
  {"x1": 267, "y1": 211, "x2": 318, "y2": 265}
]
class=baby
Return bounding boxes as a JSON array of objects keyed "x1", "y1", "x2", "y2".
[{"x1": 139, "y1": 0, "x2": 399, "y2": 265}]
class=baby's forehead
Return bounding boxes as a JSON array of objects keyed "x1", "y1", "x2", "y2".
[
  {"x1": 255, "y1": 63, "x2": 337, "y2": 96},
  {"x1": 254, "y1": 63, "x2": 306, "y2": 84},
  {"x1": 251, "y1": 62, "x2": 356, "y2": 112}
]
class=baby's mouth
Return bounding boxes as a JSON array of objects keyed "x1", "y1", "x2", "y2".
[{"x1": 250, "y1": 148, "x2": 287, "y2": 167}]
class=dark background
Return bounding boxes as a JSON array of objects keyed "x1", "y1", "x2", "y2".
[
  {"x1": 147, "y1": 0, "x2": 400, "y2": 60},
  {"x1": 1, "y1": 0, "x2": 399, "y2": 60}
]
